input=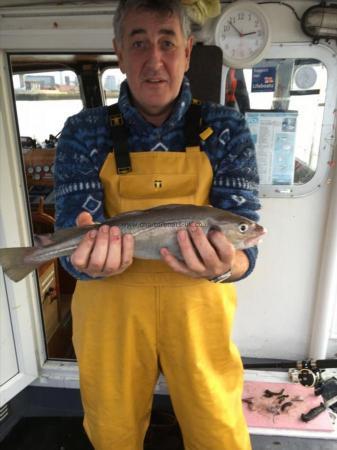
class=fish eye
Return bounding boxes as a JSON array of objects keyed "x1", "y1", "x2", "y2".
[{"x1": 238, "y1": 223, "x2": 249, "y2": 233}]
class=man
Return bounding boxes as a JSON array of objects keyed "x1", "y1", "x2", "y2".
[{"x1": 55, "y1": 1, "x2": 260, "y2": 449}]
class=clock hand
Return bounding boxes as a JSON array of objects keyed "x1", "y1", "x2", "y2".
[
  {"x1": 241, "y1": 31, "x2": 257, "y2": 36},
  {"x1": 229, "y1": 20, "x2": 243, "y2": 37}
]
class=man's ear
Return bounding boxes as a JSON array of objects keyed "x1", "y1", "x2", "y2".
[
  {"x1": 184, "y1": 36, "x2": 194, "y2": 72},
  {"x1": 113, "y1": 38, "x2": 126, "y2": 73}
]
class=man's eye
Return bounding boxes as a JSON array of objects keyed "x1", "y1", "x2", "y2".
[
  {"x1": 132, "y1": 41, "x2": 145, "y2": 49},
  {"x1": 162, "y1": 41, "x2": 175, "y2": 49}
]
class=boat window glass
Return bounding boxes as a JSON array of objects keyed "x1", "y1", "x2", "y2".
[
  {"x1": 225, "y1": 52, "x2": 334, "y2": 197},
  {"x1": 101, "y1": 67, "x2": 126, "y2": 106},
  {"x1": 13, "y1": 70, "x2": 82, "y2": 144}
]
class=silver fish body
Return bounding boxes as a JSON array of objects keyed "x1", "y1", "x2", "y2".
[{"x1": 0, "y1": 204, "x2": 266, "y2": 282}]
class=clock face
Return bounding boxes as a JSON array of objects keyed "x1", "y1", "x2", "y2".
[{"x1": 215, "y1": 2, "x2": 271, "y2": 68}]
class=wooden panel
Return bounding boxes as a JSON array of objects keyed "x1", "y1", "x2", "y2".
[{"x1": 23, "y1": 148, "x2": 55, "y2": 187}]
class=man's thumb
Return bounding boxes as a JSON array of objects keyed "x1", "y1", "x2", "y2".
[{"x1": 76, "y1": 211, "x2": 94, "y2": 227}]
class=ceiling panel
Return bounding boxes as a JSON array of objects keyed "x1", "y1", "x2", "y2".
[{"x1": 0, "y1": 0, "x2": 116, "y2": 7}]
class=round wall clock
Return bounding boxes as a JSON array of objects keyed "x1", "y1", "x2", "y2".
[{"x1": 214, "y1": 1, "x2": 271, "y2": 68}]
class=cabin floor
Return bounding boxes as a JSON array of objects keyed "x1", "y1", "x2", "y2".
[{"x1": 1, "y1": 415, "x2": 337, "y2": 450}]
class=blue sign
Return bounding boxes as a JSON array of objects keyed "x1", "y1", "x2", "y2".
[{"x1": 251, "y1": 67, "x2": 276, "y2": 92}]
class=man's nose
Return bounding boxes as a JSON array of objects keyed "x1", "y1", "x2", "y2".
[{"x1": 146, "y1": 44, "x2": 163, "y2": 68}]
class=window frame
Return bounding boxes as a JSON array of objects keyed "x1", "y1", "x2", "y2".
[{"x1": 223, "y1": 42, "x2": 337, "y2": 198}]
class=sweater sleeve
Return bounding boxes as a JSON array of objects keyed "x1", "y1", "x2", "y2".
[
  {"x1": 204, "y1": 105, "x2": 261, "y2": 280},
  {"x1": 54, "y1": 111, "x2": 107, "y2": 280}
]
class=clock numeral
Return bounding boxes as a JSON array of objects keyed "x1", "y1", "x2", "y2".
[
  {"x1": 238, "y1": 12, "x2": 244, "y2": 21},
  {"x1": 223, "y1": 25, "x2": 230, "y2": 32}
]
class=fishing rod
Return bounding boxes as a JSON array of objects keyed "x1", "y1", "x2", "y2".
[
  {"x1": 244, "y1": 358, "x2": 337, "y2": 387},
  {"x1": 244, "y1": 358, "x2": 337, "y2": 370}
]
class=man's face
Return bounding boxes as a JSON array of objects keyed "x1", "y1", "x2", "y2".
[{"x1": 114, "y1": 8, "x2": 193, "y2": 125}]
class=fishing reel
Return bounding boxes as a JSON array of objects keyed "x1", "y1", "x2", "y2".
[
  {"x1": 289, "y1": 364, "x2": 323, "y2": 388},
  {"x1": 244, "y1": 357, "x2": 337, "y2": 388}
]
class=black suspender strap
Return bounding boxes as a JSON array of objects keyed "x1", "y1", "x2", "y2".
[
  {"x1": 108, "y1": 99, "x2": 211, "y2": 174},
  {"x1": 185, "y1": 99, "x2": 214, "y2": 147},
  {"x1": 184, "y1": 98, "x2": 203, "y2": 148},
  {"x1": 108, "y1": 103, "x2": 132, "y2": 174}
]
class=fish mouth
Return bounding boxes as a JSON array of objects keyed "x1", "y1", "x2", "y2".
[{"x1": 243, "y1": 227, "x2": 267, "y2": 248}]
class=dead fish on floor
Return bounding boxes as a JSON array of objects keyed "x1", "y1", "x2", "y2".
[{"x1": 0, "y1": 204, "x2": 266, "y2": 282}]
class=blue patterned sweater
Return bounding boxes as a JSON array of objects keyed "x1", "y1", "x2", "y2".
[{"x1": 55, "y1": 77, "x2": 260, "y2": 280}]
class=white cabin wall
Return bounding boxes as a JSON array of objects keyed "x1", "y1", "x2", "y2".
[
  {"x1": 0, "y1": 52, "x2": 43, "y2": 405},
  {"x1": 235, "y1": 186, "x2": 333, "y2": 359},
  {"x1": 0, "y1": 272, "x2": 19, "y2": 385},
  {"x1": 231, "y1": 1, "x2": 337, "y2": 359}
]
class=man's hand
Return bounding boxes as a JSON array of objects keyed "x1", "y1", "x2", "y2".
[
  {"x1": 70, "y1": 211, "x2": 134, "y2": 278},
  {"x1": 160, "y1": 223, "x2": 249, "y2": 281}
]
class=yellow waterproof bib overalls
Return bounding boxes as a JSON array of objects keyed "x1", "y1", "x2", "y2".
[{"x1": 71, "y1": 102, "x2": 251, "y2": 450}]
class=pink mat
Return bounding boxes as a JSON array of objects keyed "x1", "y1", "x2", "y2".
[{"x1": 243, "y1": 381, "x2": 334, "y2": 431}]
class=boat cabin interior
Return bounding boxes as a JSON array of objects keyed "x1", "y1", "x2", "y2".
[{"x1": 1, "y1": 0, "x2": 337, "y2": 448}]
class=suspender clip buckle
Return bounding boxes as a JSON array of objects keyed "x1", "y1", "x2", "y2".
[
  {"x1": 111, "y1": 115, "x2": 124, "y2": 127},
  {"x1": 117, "y1": 166, "x2": 131, "y2": 174}
]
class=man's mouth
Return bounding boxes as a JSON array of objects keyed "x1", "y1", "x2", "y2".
[{"x1": 144, "y1": 78, "x2": 167, "y2": 84}]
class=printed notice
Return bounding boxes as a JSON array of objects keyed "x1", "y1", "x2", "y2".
[
  {"x1": 246, "y1": 111, "x2": 298, "y2": 185},
  {"x1": 251, "y1": 67, "x2": 276, "y2": 93}
]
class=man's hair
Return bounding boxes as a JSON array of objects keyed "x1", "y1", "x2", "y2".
[{"x1": 113, "y1": 0, "x2": 192, "y2": 45}]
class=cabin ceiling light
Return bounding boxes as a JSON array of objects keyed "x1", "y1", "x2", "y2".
[{"x1": 301, "y1": 3, "x2": 337, "y2": 41}]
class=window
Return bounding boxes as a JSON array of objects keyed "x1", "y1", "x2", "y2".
[
  {"x1": 11, "y1": 63, "x2": 85, "y2": 360},
  {"x1": 225, "y1": 44, "x2": 337, "y2": 197},
  {"x1": 101, "y1": 67, "x2": 126, "y2": 106},
  {"x1": 14, "y1": 70, "x2": 83, "y2": 144}
]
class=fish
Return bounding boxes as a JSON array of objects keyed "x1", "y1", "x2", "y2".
[{"x1": 0, "y1": 204, "x2": 266, "y2": 282}]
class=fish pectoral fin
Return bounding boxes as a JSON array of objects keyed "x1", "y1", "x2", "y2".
[
  {"x1": 0, "y1": 247, "x2": 39, "y2": 282},
  {"x1": 34, "y1": 233, "x2": 54, "y2": 247}
]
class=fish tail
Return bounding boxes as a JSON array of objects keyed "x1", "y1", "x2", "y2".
[{"x1": 0, "y1": 247, "x2": 39, "y2": 282}]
